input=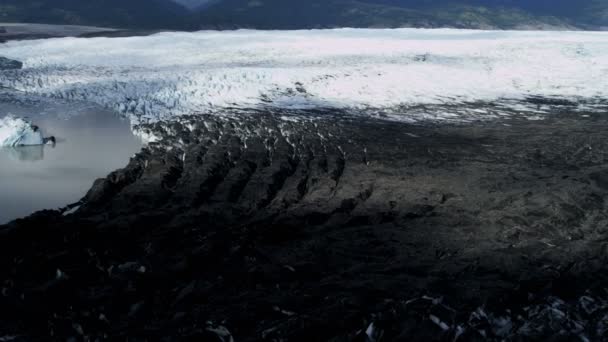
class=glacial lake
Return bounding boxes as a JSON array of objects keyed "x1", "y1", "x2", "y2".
[{"x1": 0, "y1": 94, "x2": 141, "y2": 224}]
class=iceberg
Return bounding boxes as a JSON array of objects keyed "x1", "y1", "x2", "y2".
[{"x1": 0, "y1": 116, "x2": 53, "y2": 147}]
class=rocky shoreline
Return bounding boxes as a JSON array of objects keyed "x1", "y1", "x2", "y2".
[{"x1": 2, "y1": 111, "x2": 608, "y2": 340}]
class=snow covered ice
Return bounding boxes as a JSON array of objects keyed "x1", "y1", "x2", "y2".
[
  {"x1": 0, "y1": 28, "x2": 607, "y2": 126},
  {"x1": 0, "y1": 116, "x2": 45, "y2": 147}
]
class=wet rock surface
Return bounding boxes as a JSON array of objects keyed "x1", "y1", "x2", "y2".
[{"x1": 2, "y1": 112, "x2": 608, "y2": 340}]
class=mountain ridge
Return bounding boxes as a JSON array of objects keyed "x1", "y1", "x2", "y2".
[
  {"x1": 194, "y1": 0, "x2": 604, "y2": 30},
  {"x1": 0, "y1": 0, "x2": 606, "y2": 30},
  {"x1": 0, "y1": 0, "x2": 189, "y2": 30},
  {"x1": 194, "y1": 1, "x2": 571, "y2": 30}
]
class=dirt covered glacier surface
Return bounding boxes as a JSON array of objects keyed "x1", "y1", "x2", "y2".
[{"x1": 2, "y1": 110, "x2": 608, "y2": 340}]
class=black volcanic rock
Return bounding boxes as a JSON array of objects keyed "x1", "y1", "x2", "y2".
[
  {"x1": 2, "y1": 112, "x2": 608, "y2": 340},
  {"x1": 0, "y1": 57, "x2": 23, "y2": 70}
]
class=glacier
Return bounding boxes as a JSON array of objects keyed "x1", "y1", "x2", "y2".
[{"x1": 0, "y1": 28, "x2": 607, "y2": 126}]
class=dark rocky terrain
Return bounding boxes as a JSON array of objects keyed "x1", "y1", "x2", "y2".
[
  {"x1": 0, "y1": 57, "x2": 22, "y2": 70},
  {"x1": 2, "y1": 110, "x2": 608, "y2": 340}
]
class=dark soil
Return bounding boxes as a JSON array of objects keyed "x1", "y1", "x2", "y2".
[{"x1": 2, "y1": 111, "x2": 608, "y2": 341}]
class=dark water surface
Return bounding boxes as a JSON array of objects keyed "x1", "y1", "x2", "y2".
[{"x1": 0, "y1": 98, "x2": 141, "y2": 224}]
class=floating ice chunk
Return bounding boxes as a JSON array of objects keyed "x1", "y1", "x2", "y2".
[{"x1": 0, "y1": 116, "x2": 51, "y2": 147}]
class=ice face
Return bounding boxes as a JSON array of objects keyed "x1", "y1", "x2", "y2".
[
  {"x1": 0, "y1": 116, "x2": 44, "y2": 147},
  {"x1": 0, "y1": 28, "x2": 607, "y2": 125}
]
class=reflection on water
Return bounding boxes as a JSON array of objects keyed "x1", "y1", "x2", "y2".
[
  {"x1": 4, "y1": 145, "x2": 45, "y2": 161},
  {"x1": 0, "y1": 97, "x2": 142, "y2": 224}
]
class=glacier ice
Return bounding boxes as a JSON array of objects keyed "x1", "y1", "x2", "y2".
[
  {"x1": 0, "y1": 28, "x2": 607, "y2": 125},
  {"x1": 0, "y1": 116, "x2": 45, "y2": 147}
]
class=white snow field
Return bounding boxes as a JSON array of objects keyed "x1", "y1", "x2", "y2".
[{"x1": 0, "y1": 29, "x2": 607, "y2": 126}]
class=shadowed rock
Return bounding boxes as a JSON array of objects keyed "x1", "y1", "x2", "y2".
[{"x1": 0, "y1": 56, "x2": 22, "y2": 70}]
